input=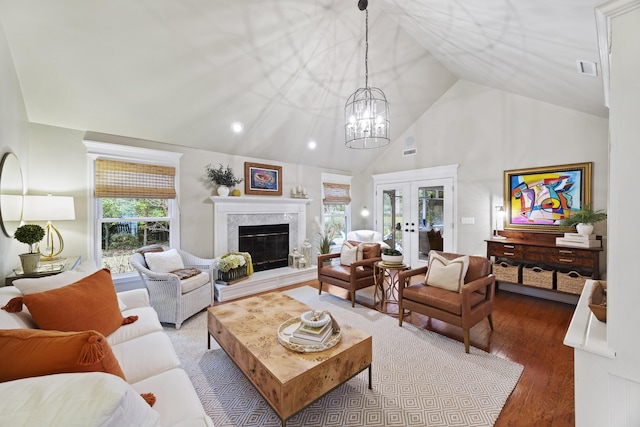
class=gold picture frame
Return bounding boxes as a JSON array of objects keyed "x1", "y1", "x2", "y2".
[{"x1": 503, "y1": 162, "x2": 592, "y2": 232}]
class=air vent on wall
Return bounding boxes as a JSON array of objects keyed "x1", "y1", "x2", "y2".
[
  {"x1": 403, "y1": 148, "x2": 417, "y2": 156},
  {"x1": 576, "y1": 60, "x2": 598, "y2": 77}
]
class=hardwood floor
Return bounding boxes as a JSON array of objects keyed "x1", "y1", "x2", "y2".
[{"x1": 214, "y1": 280, "x2": 577, "y2": 426}]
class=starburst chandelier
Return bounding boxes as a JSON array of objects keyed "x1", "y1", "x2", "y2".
[{"x1": 344, "y1": 0, "x2": 390, "y2": 149}]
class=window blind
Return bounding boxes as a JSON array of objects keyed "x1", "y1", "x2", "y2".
[
  {"x1": 322, "y1": 182, "x2": 351, "y2": 204},
  {"x1": 95, "y1": 159, "x2": 176, "y2": 199}
]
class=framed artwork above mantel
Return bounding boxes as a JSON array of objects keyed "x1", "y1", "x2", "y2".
[
  {"x1": 503, "y1": 162, "x2": 592, "y2": 232},
  {"x1": 244, "y1": 162, "x2": 282, "y2": 196}
]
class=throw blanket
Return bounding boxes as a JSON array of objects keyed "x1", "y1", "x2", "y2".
[{"x1": 170, "y1": 267, "x2": 202, "y2": 280}]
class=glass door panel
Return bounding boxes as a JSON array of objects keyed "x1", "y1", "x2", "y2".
[{"x1": 382, "y1": 189, "x2": 404, "y2": 252}]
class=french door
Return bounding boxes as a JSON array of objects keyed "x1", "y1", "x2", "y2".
[{"x1": 373, "y1": 166, "x2": 457, "y2": 269}]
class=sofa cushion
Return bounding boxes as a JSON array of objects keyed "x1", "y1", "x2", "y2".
[
  {"x1": 131, "y1": 368, "x2": 214, "y2": 427},
  {"x1": 0, "y1": 329, "x2": 125, "y2": 383},
  {"x1": 4, "y1": 269, "x2": 134, "y2": 337},
  {"x1": 0, "y1": 372, "x2": 160, "y2": 427},
  {"x1": 403, "y1": 284, "x2": 485, "y2": 316},
  {"x1": 179, "y1": 271, "x2": 211, "y2": 294},
  {"x1": 144, "y1": 248, "x2": 184, "y2": 273},
  {"x1": 108, "y1": 306, "x2": 163, "y2": 346},
  {"x1": 425, "y1": 251, "x2": 469, "y2": 292},
  {"x1": 110, "y1": 331, "x2": 181, "y2": 384}
]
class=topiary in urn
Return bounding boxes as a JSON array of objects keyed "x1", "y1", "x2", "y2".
[{"x1": 14, "y1": 224, "x2": 45, "y2": 273}]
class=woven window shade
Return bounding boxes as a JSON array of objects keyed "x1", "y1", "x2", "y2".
[
  {"x1": 323, "y1": 182, "x2": 351, "y2": 204},
  {"x1": 95, "y1": 159, "x2": 176, "y2": 199}
]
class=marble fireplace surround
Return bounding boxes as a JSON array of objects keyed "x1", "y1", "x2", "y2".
[{"x1": 210, "y1": 196, "x2": 315, "y2": 301}]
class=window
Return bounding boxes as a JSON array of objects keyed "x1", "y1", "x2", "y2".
[
  {"x1": 321, "y1": 174, "x2": 352, "y2": 249},
  {"x1": 85, "y1": 142, "x2": 182, "y2": 277}
]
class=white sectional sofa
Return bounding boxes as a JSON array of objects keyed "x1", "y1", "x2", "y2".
[{"x1": 0, "y1": 265, "x2": 213, "y2": 427}]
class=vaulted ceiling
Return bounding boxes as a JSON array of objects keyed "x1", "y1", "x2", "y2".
[{"x1": 0, "y1": 0, "x2": 605, "y2": 172}]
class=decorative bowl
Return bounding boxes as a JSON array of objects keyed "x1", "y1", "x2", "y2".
[
  {"x1": 381, "y1": 254, "x2": 404, "y2": 265},
  {"x1": 300, "y1": 310, "x2": 331, "y2": 328}
]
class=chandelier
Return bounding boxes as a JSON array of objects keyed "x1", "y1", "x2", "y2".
[{"x1": 345, "y1": 0, "x2": 390, "y2": 149}]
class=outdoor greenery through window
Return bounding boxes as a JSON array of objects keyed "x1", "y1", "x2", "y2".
[
  {"x1": 100, "y1": 198, "x2": 171, "y2": 273},
  {"x1": 323, "y1": 204, "x2": 347, "y2": 248}
]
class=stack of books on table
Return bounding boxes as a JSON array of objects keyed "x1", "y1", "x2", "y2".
[
  {"x1": 289, "y1": 321, "x2": 333, "y2": 346},
  {"x1": 556, "y1": 233, "x2": 601, "y2": 248}
]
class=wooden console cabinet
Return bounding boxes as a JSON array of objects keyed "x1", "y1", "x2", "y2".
[{"x1": 486, "y1": 231, "x2": 603, "y2": 294}]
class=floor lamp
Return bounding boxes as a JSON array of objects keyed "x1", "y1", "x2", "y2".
[{"x1": 22, "y1": 195, "x2": 75, "y2": 260}]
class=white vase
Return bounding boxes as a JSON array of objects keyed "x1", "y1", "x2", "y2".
[
  {"x1": 576, "y1": 223, "x2": 594, "y2": 235},
  {"x1": 217, "y1": 185, "x2": 230, "y2": 197}
]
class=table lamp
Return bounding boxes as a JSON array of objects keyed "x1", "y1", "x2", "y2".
[
  {"x1": 493, "y1": 206, "x2": 507, "y2": 239},
  {"x1": 22, "y1": 194, "x2": 75, "y2": 259}
]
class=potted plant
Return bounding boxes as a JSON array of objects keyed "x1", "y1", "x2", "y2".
[
  {"x1": 205, "y1": 163, "x2": 243, "y2": 196},
  {"x1": 559, "y1": 205, "x2": 607, "y2": 235},
  {"x1": 14, "y1": 224, "x2": 45, "y2": 273},
  {"x1": 382, "y1": 248, "x2": 403, "y2": 264}
]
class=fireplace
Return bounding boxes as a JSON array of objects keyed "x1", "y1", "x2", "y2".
[
  {"x1": 210, "y1": 195, "x2": 315, "y2": 302},
  {"x1": 239, "y1": 224, "x2": 289, "y2": 272}
]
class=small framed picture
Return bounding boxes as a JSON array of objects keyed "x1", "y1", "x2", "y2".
[{"x1": 244, "y1": 162, "x2": 282, "y2": 196}]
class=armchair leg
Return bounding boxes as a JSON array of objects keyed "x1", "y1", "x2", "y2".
[
  {"x1": 398, "y1": 302, "x2": 404, "y2": 326},
  {"x1": 463, "y1": 329, "x2": 470, "y2": 354},
  {"x1": 318, "y1": 282, "x2": 323, "y2": 295},
  {"x1": 488, "y1": 314, "x2": 494, "y2": 331},
  {"x1": 350, "y1": 291, "x2": 356, "y2": 307}
]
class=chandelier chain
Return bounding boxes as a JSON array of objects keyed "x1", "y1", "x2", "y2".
[{"x1": 365, "y1": 9, "x2": 369, "y2": 88}]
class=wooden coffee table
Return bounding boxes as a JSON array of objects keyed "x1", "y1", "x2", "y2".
[{"x1": 207, "y1": 291, "x2": 372, "y2": 426}]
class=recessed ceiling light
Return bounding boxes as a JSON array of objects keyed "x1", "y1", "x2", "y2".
[
  {"x1": 231, "y1": 122, "x2": 244, "y2": 133},
  {"x1": 308, "y1": 141, "x2": 317, "y2": 149}
]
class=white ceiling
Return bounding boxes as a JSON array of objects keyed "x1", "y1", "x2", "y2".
[{"x1": 0, "y1": 0, "x2": 606, "y2": 172}]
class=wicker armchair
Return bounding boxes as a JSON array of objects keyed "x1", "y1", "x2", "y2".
[{"x1": 130, "y1": 249, "x2": 214, "y2": 329}]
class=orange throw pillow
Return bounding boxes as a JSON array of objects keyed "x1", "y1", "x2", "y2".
[
  {"x1": 3, "y1": 269, "x2": 135, "y2": 336},
  {"x1": 0, "y1": 329, "x2": 125, "y2": 383}
]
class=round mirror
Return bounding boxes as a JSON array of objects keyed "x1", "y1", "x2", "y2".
[{"x1": 0, "y1": 152, "x2": 24, "y2": 237}]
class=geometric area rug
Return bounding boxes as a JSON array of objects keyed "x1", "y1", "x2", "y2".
[{"x1": 165, "y1": 286, "x2": 524, "y2": 427}]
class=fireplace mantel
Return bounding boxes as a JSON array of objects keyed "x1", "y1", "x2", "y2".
[{"x1": 210, "y1": 196, "x2": 312, "y2": 206}]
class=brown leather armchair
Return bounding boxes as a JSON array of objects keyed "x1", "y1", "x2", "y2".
[
  {"x1": 317, "y1": 242, "x2": 382, "y2": 307},
  {"x1": 398, "y1": 251, "x2": 495, "y2": 353}
]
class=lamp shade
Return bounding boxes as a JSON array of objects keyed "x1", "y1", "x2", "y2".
[{"x1": 22, "y1": 195, "x2": 75, "y2": 221}]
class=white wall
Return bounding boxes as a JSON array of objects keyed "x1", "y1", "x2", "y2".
[
  {"x1": 0, "y1": 21, "x2": 30, "y2": 283},
  {"x1": 355, "y1": 80, "x2": 609, "y2": 258},
  {"x1": 24, "y1": 129, "x2": 347, "y2": 263}
]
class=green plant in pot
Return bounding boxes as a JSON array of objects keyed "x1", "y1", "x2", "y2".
[
  {"x1": 14, "y1": 224, "x2": 45, "y2": 273},
  {"x1": 382, "y1": 248, "x2": 403, "y2": 264},
  {"x1": 205, "y1": 163, "x2": 243, "y2": 197},
  {"x1": 559, "y1": 205, "x2": 607, "y2": 235}
]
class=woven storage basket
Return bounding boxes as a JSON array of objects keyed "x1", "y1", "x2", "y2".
[
  {"x1": 521, "y1": 266, "x2": 554, "y2": 289},
  {"x1": 557, "y1": 270, "x2": 592, "y2": 294},
  {"x1": 218, "y1": 265, "x2": 247, "y2": 282},
  {"x1": 492, "y1": 261, "x2": 520, "y2": 283}
]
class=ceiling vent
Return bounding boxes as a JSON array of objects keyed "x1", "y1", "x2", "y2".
[
  {"x1": 576, "y1": 60, "x2": 598, "y2": 77},
  {"x1": 403, "y1": 148, "x2": 417, "y2": 156}
]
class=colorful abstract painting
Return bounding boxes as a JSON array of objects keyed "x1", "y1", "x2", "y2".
[{"x1": 504, "y1": 163, "x2": 592, "y2": 231}]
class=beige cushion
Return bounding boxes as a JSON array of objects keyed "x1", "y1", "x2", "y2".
[
  {"x1": 425, "y1": 251, "x2": 469, "y2": 292},
  {"x1": 339, "y1": 242, "x2": 363, "y2": 266},
  {"x1": 144, "y1": 248, "x2": 184, "y2": 273},
  {"x1": 180, "y1": 271, "x2": 210, "y2": 294}
]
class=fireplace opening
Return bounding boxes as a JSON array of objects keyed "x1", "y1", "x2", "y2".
[{"x1": 239, "y1": 224, "x2": 289, "y2": 272}]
